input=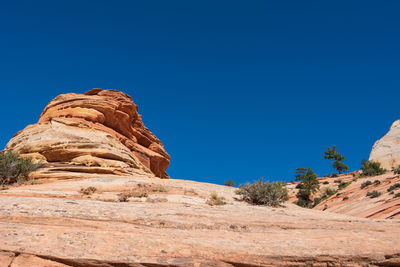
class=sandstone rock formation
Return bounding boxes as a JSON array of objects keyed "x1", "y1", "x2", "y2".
[
  {"x1": 5, "y1": 88, "x2": 170, "y2": 178},
  {"x1": 369, "y1": 119, "x2": 400, "y2": 170}
]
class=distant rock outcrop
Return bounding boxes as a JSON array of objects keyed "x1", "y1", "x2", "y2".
[
  {"x1": 369, "y1": 120, "x2": 400, "y2": 170},
  {"x1": 5, "y1": 88, "x2": 170, "y2": 178}
]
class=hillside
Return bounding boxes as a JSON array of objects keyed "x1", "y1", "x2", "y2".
[
  {"x1": 0, "y1": 173, "x2": 399, "y2": 266},
  {"x1": 288, "y1": 172, "x2": 400, "y2": 219}
]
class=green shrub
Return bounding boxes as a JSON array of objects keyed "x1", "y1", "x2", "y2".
[
  {"x1": 334, "y1": 179, "x2": 342, "y2": 184},
  {"x1": 360, "y1": 180, "x2": 372, "y2": 189},
  {"x1": 224, "y1": 179, "x2": 235, "y2": 187},
  {"x1": 312, "y1": 197, "x2": 323, "y2": 207},
  {"x1": 387, "y1": 183, "x2": 400, "y2": 192},
  {"x1": 331, "y1": 173, "x2": 338, "y2": 178},
  {"x1": 158, "y1": 186, "x2": 167, "y2": 192},
  {"x1": 360, "y1": 160, "x2": 386, "y2": 177},
  {"x1": 324, "y1": 187, "x2": 337, "y2": 196},
  {"x1": 366, "y1": 190, "x2": 381, "y2": 198},
  {"x1": 394, "y1": 193, "x2": 400, "y2": 198},
  {"x1": 323, "y1": 181, "x2": 329, "y2": 184},
  {"x1": 206, "y1": 191, "x2": 226, "y2": 206},
  {"x1": 373, "y1": 180, "x2": 381, "y2": 185},
  {"x1": 296, "y1": 198, "x2": 308, "y2": 208},
  {"x1": 338, "y1": 181, "x2": 352, "y2": 190},
  {"x1": 393, "y1": 166, "x2": 400, "y2": 175},
  {"x1": 343, "y1": 196, "x2": 349, "y2": 201},
  {"x1": 0, "y1": 151, "x2": 41, "y2": 185},
  {"x1": 235, "y1": 179, "x2": 289, "y2": 207}
]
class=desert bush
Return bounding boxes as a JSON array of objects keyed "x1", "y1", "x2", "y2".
[
  {"x1": 342, "y1": 196, "x2": 349, "y2": 201},
  {"x1": 118, "y1": 187, "x2": 149, "y2": 202},
  {"x1": 387, "y1": 183, "x2": 400, "y2": 192},
  {"x1": 331, "y1": 173, "x2": 338, "y2": 178},
  {"x1": 338, "y1": 181, "x2": 351, "y2": 190},
  {"x1": 334, "y1": 179, "x2": 342, "y2": 184},
  {"x1": 366, "y1": 190, "x2": 381, "y2": 198},
  {"x1": 79, "y1": 186, "x2": 97, "y2": 195},
  {"x1": 236, "y1": 179, "x2": 289, "y2": 207},
  {"x1": 158, "y1": 186, "x2": 167, "y2": 192},
  {"x1": 0, "y1": 151, "x2": 41, "y2": 185},
  {"x1": 323, "y1": 181, "x2": 329, "y2": 184},
  {"x1": 324, "y1": 187, "x2": 337, "y2": 196},
  {"x1": 224, "y1": 179, "x2": 235, "y2": 187},
  {"x1": 373, "y1": 180, "x2": 381, "y2": 185},
  {"x1": 360, "y1": 181, "x2": 372, "y2": 189},
  {"x1": 360, "y1": 160, "x2": 386, "y2": 177},
  {"x1": 394, "y1": 193, "x2": 400, "y2": 198},
  {"x1": 297, "y1": 198, "x2": 308, "y2": 208},
  {"x1": 206, "y1": 191, "x2": 226, "y2": 206},
  {"x1": 392, "y1": 166, "x2": 400, "y2": 175},
  {"x1": 312, "y1": 196, "x2": 325, "y2": 207}
]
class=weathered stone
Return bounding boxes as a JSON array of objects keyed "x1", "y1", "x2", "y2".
[
  {"x1": 5, "y1": 89, "x2": 170, "y2": 178},
  {"x1": 369, "y1": 119, "x2": 400, "y2": 170}
]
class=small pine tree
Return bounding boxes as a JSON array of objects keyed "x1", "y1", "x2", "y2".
[
  {"x1": 324, "y1": 146, "x2": 348, "y2": 174},
  {"x1": 224, "y1": 179, "x2": 235, "y2": 187},
  {"x1": 295, "y1": 168, "x2": 319, "y2": 208}
]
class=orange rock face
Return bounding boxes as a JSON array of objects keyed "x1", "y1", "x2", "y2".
[{"x1": 6, "y1": 88, "x2": 170, "y2": 178}]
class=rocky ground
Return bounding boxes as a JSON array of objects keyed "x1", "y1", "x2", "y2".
[
  {"x1": 287, "y1": 172, "x2": 400, "y2": 219},
  {"x1": 0, "y1": 174, "x2": 399, "y2": 266}
]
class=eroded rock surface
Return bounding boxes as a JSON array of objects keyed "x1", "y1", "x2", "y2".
[
  {"x1": 5, "y1": 89, "x2": 170, "y2": 178},
  {"x1": 0, "y1": 174, "x2": 399, "y2": 266},
  {"x1": 370, "y1": 119, "x2": 400, "y2": 170},
  {"x1": 287, "y1": 172, "x2": 400, "y2": 219}
]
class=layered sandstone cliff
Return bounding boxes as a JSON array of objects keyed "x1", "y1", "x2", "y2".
[
  {"x1": 5, "y1": 88, "x2": 170, "y2": 178},
  {"x1": 369, "y1": 119, "x2": 400, "y2": 170}
]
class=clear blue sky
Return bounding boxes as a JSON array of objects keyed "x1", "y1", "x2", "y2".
[{"x1": 1, "y1": 1, "x2": 399, "y2": 185}]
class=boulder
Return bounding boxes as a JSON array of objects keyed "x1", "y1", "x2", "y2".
[
  {"x1": 369, "y1": 120, "x2": 400, "y2": 170},
  {"x1": 5, "y1": 89, "x2": 170, "y2": 178}
]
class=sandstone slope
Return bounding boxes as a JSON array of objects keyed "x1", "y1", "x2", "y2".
[
  {"x1": 0, "y1": 174, "x2": 399, "y2": 266},
  {"x1": 287, "y1": 172, "x2": 400, "y2": 219},
  {"x1": 5, "y1": 89, "x2": 170, "y2": 178}
]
